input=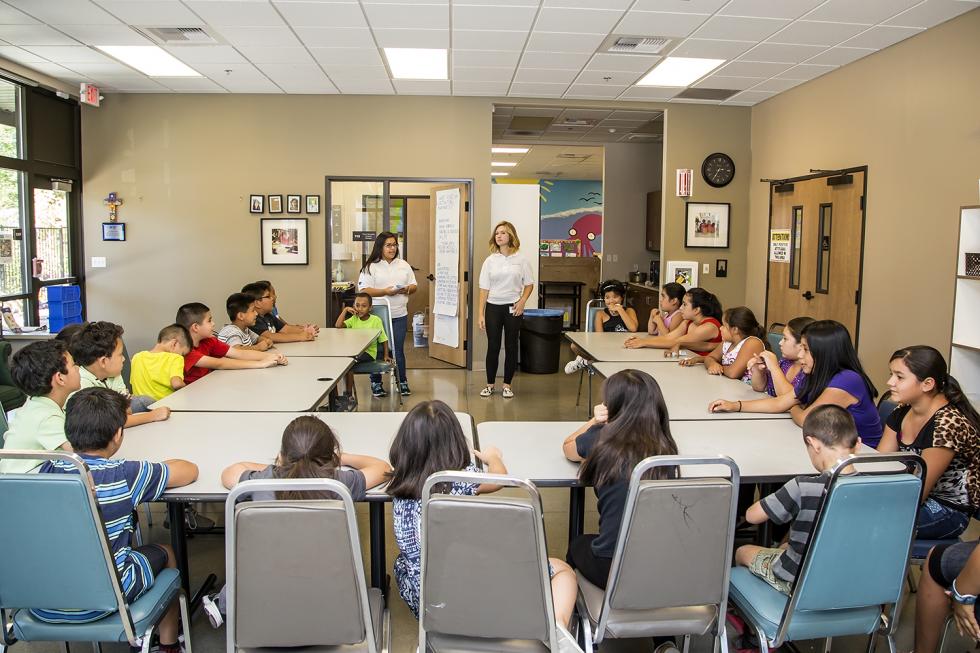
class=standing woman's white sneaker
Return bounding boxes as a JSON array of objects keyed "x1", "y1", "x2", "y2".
[{"x1": 564, "y1": 356, "x2": 588, "y2": 374}]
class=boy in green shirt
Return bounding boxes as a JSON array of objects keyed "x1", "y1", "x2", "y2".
[
  {"x1": 0, "y1": 340, "x2": 80, "y2": 473},
  {"x1": 335, "y1": 292, "x2": 389, "y2": 401}
]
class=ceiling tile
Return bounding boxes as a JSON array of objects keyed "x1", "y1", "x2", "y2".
[
  {"x1": 509, "y1": 82, "x2": 569, "y2": 97},
  {"x1": 841, "y1": 25, "x2": 923, "y2": 49},
  {"x1": 453, "y1": 30, "x2": 529, "y2": 51},
  {"x1": 363, "y1": 0, "x2": 444, "y2": 3},
  {"x1": 740, "y1": 42, "x2": 826, "y2": 63},
  {"x1": 23, "y1": 46, "x2": 113, "y2": 63},
  {"x1": 804, "y1": 0, "x2": 922, "y2": 25},
  {"x1": 543, "y1": 0, "x2": 632, "y2": 8},
  {"x1": 311, "y1": 47, "x2": 383, "y2": 66},
  {"x1": 0, "y1": 4, "x2": 39, "y2": 24},
  {"x1": 295, "y1": 27, "x2": 375, "y2": 48},
  {"x1": 93, "y1": 1, "x2": 204, "y2": 26},
  {"x1": 631, "y1": 0, "x2": 728, "y2": 12},
  {"x1": 620, "y1": 86, "x2": 682, "y2": 99},
  {"x1": 363, "y1": 3, "x2": 448, "y2": 29},
  {"x1": 574, "y1": 69, "x2": 642, "y2": 84},
  {"x1": 333, "y1": 79, "x2": 395, "y2": 94},
  {"x1": 451, "y1": 49, "x2": 521, "y2": 67},
  {"x1": 186, "y1": 1, "x2": 284, "y2": 27},
  {"x1": 26, "y1": 62, "x2": 86, "y2": 80},
  {"x1": 565, "y1": 83, "x2": 626, "y2": 98},
  {"x1": 694, "y1": 75, "x2": 766, "y2": 90},
  {"x1": 615, "y1": 11, "x2": 711, "y2": 37},
  {"x1": 0, "y1": 25, "x2": 80, "y2": 46},
  {"x1": 159, "y1": 77, "x2": 227, "y2": 92},
  {"x1": 6, "y1": 0, "x2": 119, "y2": 25},
  {"x1": 885, "y1": 0, "x2": 980, "y2": 29},
  {"x1": 236, "y1": 46, "x2": 313, "y2": 64},
  {"x1": 768, "y1": 20, "x2": 868, "y2": 46},
  {"x1": 452, "y1": 80, "x2": 510, "y2": 95},
  {"x1": 258, "y1": 64, "x2": 338, "y2": 92},
  {"x1": 321, "y1": 65, "x2": 388, "y2": 82},
  {"x1": 608, "y1": 109, "x2": 660, "y2": 120},
  {"x1": 585, "y1": 53, "x2": 660, "y2": 72},
  {"x1": 750, "y1": 77, "x2": 807, "y2": 92},
  {"x1": 274, "y1": 2, "x2": 367, "y2": 29},
  {"x1": 64, "y1": 62, "x2": 143, "y2": 76},
  {"x1": 512, "y1": 106, "x2": 563, "y2": 116},
  {"x1": 513, "y1": 67, "x2": 579, "y2": 83},
  {"x1": 525, "y1": 31, "x2": 605, "y2": 53},
  {"x1": 716, "y1": 60, "x2": 793, "y2": 76},
  {"x1": 669, "y1": 38, "x2": 755, "y2": 59},
  {"x1": 394, "y1": 79, "x2": 450, "y2": 94},
  {"x1": 693, "y1": 15, "x2": 789, "y2": 40},
  {"x1": 165, "y1": 45, "x2": 248, "y2": 64},
  {"x1": 373, "y1": 28, "x2": 449, "y2": 48},
  {"x1": 106, "y1": 77, "x2": 172, "y2": 91},
  {"x1": 453, "y1": 66, "x2": 515, "y2": 81},
  {"x1": 521, "y1": 51, "x2": 591, "y2": 69},
  {"x1": 0, "y1": 45, "x2": 46, "y2": 64},
  {"x1": 194, "y1": 64, "x2": 281, "y2": 92},
  {"x1": 726, "y1": 90, "x2": 775, "y2": 103},
  {"x1": 773, "y1": 63, "x2": 837, "y2": 80},
  {"x1": 535, "y1": 7, "x2": 626, "y2": 33},
  {"x1": 803, "y1": 46, "x2": 876, "y2": 66},
  {"x1": 454, "y1": 5, "x2": 537, "y2": 31},
  {"x1": 53, "y1": 25, "x2": 152, "y2": 46},
  {"x1": 453, "y1": 0, "x2": 536, "y2": 5},
  {"x1": 216, "y1": 26, "x2": 300, "y2": 47},
  {"x1": 718, "y1": 0, "x2": 824, "y2": 20}
]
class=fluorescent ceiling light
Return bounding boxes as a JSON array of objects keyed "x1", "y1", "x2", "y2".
[
  {"x1": 492, "y1": 147, "x2": 529, "y2": 154},
  {"x1": 96, "y1": 45, "x2": 201, "y2": 77},
  {"x1": 383, "y1": 48, "x2": 447, "y2": 80},
  {"x1": 491, "y1": 161, "x2": 517, "y2": 167},
  {"x1": 491, "y1": 172, "x2": 509, "y2": 176},
  {"x1": 637, "y1": 57, "x2": 724, "y2": 87}
]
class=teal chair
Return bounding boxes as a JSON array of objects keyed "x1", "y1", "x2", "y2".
[
  {"x1": 0, "y1": 398, "x2": 8, "y2": 443},
  {"x1": 575, "y1": 299, "x2": 606, "y2": 409},
  {"x1": 728, "y1": 453, "x2": 923, "y2": 653},
  {"x1": 350, "y1": 298, "x2": 401, "y2": 408},
  {"x1": 0, "y1": 450, "x2": 192, "y2": 653},
  {"x1": 0, "y1": 341, "x2": 27, "y2": 411},
  {"x1": 765, "y1": 323, "x2": 785, "y2": 353}
]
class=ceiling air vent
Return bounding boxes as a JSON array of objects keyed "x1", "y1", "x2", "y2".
[
  {"x1": 136, "y1": 26, "x2": 222, "y2": 45},
  {"x1": 602, "y1": 35, "x2": 672, "y2": 55},
  {"x1": 674, "y1": 88, "x2": 740, "y2": 101}
]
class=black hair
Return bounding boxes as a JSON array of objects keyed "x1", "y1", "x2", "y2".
[
  {"x1": 684, "y1": 287, "x2": 722, "y2": 320},
  {"x1": 11, "y1": 340, "x2": 70, "y2": 397},
  {"x1": 64, "y1": 387, "x2": 128, "y2": 452},
  {"x1": 598, "y1": 279, "x2": 626, "y2": 300},
  {"x1": 386, "y1": 400, "x2": 470, "y2": 500},
  {"x1": 362, "y1": 231, "x2": 399, "y2": 272},
  {"x1": 661, "y1": 282, "x2": 685, "y2": 306},
  {"x1": 786, "y1": 316, "x2": 815, "y2": 343},
  {"x1": 158, "y1": 323, "x2": 192, "y2": 349},
  {"x1": 69, "y1": 321, "x2": 124, "y2": 367},
  {"x1": 354, "y1": 292, "x2": 373, "y2": 306},
  {"x1": 226, "y1": 292, "x2": 255, "y2": 322},
  {"x1": 175, "y1": 302, "x2": 209, "y2": 329},
  {"x1": 890, "y1": 345, "x2": 980, "y2": 432},
  {"x1": 241, "y1": 281, "x2": 271, "y2": 301},
  {"x1": 54, "y1": 322, "x2": 87, "y2": 346},
  {"x1": 580, "y1": 369, "x2": 677, "y2": 488},
  {"x1": 803, "y1": 404, "x2": 859, "y2": 449},
  {"x1": 722, "y1": 306, "x2": 764, "y2": 340},
  {"x1": 797, "y1": 320, "x2": 877, "y2": 406}
]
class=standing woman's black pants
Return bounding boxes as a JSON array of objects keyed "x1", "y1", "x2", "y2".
[{"x1": 485, "y1": 302, "x2": 521, "y2": 384}]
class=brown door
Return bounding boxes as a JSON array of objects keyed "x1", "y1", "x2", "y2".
[
  {"x1": 429, "y1": 184, "x2": 468, "y2": 366},
  {"x1": 766, "y1": 170, "x2": 865, "y2": 339}
]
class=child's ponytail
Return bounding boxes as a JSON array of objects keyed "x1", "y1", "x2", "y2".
[{"x1": 276, "y1": 415, "x2": 341, "y2": 500}]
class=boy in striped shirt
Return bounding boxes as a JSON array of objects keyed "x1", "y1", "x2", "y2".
[
  {"x1": 36, "y1": 387, "x2": 198, "y2": 652},
  {"x1": 736, "y1": 405, "x2": 860, "y2": 593}
]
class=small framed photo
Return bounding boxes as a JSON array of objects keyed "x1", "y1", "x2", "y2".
[
  {"x1": 685, "y1": 202, "x2": 731, "y2": 249},
  {"x1": 716, "y1": 258, "x2": 728, "y2": 278},
  {"x1": 306, "y1": 194, "x2": 320, "y2": 214},
  {"x1": 286, "y1": 194, "x2": 302, "y2": 214},
  {"x1": 102, "y1": 222, "x2": 126, "y2": 241},
  {"x1": 261, "y1": 218, "x2": 308, "y2": 265},
  {"x1": 249, "y1": 194, "x2": 264, "y2": 214},
  {"x1": 268, "y1": 194, "x2": 283, "y2": 214},
  {"x1": 666, "y1": 260, "x2": 699, "y2": 290}
]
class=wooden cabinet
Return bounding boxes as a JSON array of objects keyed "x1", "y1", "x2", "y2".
[
  {"x1": 628, "y1": 283, "x2": 660, "y2": 331},
  {"x1": 646, "y1": 191, "x2": 662, "y2": 252},
  {"x1": 950, "y1": 205, "x2": 980, "y2": 408}
]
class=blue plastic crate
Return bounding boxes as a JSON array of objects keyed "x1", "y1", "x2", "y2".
[
  {"x1": 49, "y1": 300, "x2": 82, "y2": 319},
  {"x1": 49, "y1": 314, "x2": 83, "y2": 333},
  {"x1": 46, "y1": 285, "x2": 80, "y2": 302}
]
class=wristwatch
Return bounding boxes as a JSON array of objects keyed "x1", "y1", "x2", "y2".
[{"x1": 952, "y1": 579, "x2": 978, "y2": 605}]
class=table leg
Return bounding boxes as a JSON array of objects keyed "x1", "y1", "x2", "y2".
[
  {"x1": 369, "y1": 502, "x2": 389, "y2": 601},
  {"x1": 756, "y1": 483, "x2": 774, "y2": 546},
  {"x1": 168, "y1": 502, "x2": 190, "y2": 595},
  {"x1": 568, "y1": 486, "x2": 585, "y2": 544}
]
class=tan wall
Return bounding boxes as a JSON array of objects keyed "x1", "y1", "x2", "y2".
[
  {"x1": 602, "y1": 142, "x2": 662, "y2": 282},
  {"x1": 746, "y1": 8, "x2": 980, "y2": 387}
]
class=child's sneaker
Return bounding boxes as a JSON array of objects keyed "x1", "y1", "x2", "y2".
[
  {"x1": 399, "y1": 382, "x2": 412, "y2": 396},
  {"x1": 371, "y1": 382, "x2": 387, "y2": 397},
  {"x1": 564, "y1": 356, "x2": 588, "y2": 374},
  {"x1": 201, "y1": 593, "x2": 224, "y2": 629}
]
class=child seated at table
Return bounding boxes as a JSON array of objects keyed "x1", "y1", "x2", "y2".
[
  {"x1": 735, "y1": 405, "x2": 860, "y2": 593},
  {"x1": 35, "y1": 387, "x2": 198, "y2": 650},
  {"x1": 131, "y1": 324, "x2": 192, "y2": 401},
  {"x1": 624, "y1": 287, "x2": 723, "y2": 356},
  {"x1": 242, "y1": 280, "x2": 317, "y2": 343},
  {"x1": 565, "y1": 279, "x2": 639, "y2": 374},
  {"x1": 335, "y1": 292, "x2": 390, "y2": 401},
  {"x1": 200, "y1": 415, "x2": 390, "y2": 627},
  {"x1": 69, "y1": 321, "x2": 171, "y2": 427},
  {"x1": 386, "y1": 400, "x2": 577, "y2": 626},
  {"x1": 747, "y1": 316, "x2": 814, "y2": 397},
  {"x1": 0, "y1": 340, "x2": 80, "y2": 474},
  {"x1": 679, "y1": 306, "x2": 765, "y2": 382},
  {"x1": 647, "y1": 282, "x2": 688, "y2": 337},
  {"x1": 176, "y1": 302, "x2": 286, "y2": 385},
  {"x1": 216, "y1": 292, "x2": 272, "y2": 352}
]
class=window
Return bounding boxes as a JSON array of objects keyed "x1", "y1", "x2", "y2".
[
  {"x1": 817, "y1": 203, "x2": 832, "y2": 294},
  {"x1": 33, "y1": 187, "x2": 71, "y2": 281},
  {"x1": 789, "y1": 206, "x2": 803, "y2": 289},
  {"x1": 0, "y1": 79, "x2": 22, "y2": 159}
]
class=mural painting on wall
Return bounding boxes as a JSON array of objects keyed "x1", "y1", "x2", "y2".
[{"x1": 539, "y1": 179, "x2": 603, "y2": 257}]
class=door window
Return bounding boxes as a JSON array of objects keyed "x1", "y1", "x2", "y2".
[
  {"x1": 817, "y1": 203, "x2": 832, "y2": 294},
  {"x1": 789, "y1": 206, "x2": 803, "y2": 289}
]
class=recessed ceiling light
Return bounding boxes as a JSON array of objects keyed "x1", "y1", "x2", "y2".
[
  {"x1": 637, "y1": 57, "x2": 724, "y2": 87},
  {"x1": 491, "y1": 172, "x2": 509, "y2": 176},
  {"x1": 383, "y1": 48, "x2": 447, "y2": 80},
  {"x1": 491, "y1": 161, "x2": 518, "y2": 167},
  {"x1": 492, "y1": 147, "x2": 529, "y2": 154},
  {"x1": 95, "y1": 45, "x2": 201, "y2": 77}
]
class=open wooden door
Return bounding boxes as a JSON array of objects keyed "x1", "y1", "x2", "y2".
[{"x1": 429, "y1": 184, "x2": 468, "y2": 366}]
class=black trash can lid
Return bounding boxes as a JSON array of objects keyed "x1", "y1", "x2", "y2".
[{"x1": 522, "y1": 308, "x2": 564, "y2": 318}]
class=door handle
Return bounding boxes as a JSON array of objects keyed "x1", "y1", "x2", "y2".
[
  {"x1": 802, "y1": 290, "x2": 814, "y2": 301},
  {"x1": 426, "y1": 274, "x2": 435, "y2": 281}
]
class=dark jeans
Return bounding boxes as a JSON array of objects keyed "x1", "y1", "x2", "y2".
[
  {"x1": 485, "y1": 302, "x2": 521, "y2": 384},
  {"x1": 567, "y1": 534, "x2": 612, "y2": 589},
  {"x1": 917, "y1": 497, "x2": 971, "y2": 539},
  {"x1": 370, "y1": 315, "x2": 408, "y2": 384}
]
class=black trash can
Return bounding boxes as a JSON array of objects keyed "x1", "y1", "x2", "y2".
[{"x1": 519, "y1": 308, "x2": 565, "y2": 374}]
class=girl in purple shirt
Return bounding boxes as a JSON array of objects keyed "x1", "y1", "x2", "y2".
[{"x1": 748, "y1": 316, "x2": 814, "y2": 397}]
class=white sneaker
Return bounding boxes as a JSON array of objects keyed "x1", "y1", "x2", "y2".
[
  {"x1": 564, "y1": 356, "x2": 588, "y2": 374},
  {"x1": 201, "y1": 593, "x2": 224, "y2": 629}
]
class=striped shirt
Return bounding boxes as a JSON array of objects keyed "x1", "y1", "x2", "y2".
[
  {"x1": 33, "y1": 455, "x2": 169, "y2": 623},
  {"x1": 761, "y1": 472, "x2": 830, "y2": 583},
  {"x1": 217, "y1": 324, "x2": 261, "y2": 347}
]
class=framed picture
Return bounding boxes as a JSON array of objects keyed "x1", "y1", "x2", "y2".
[
  {"x1": 268, "y1": 194, "x2": 283, "y2": 214},
  {"x1": 261, "y1": 218, "x2": 308, "y2": 265},
  {"x1": 249, "y1": 194, "x2": 264, "y2": 214},
  {"x1": 685, "y1": 201, "x2": 730, "y2": 249},
  {"x1": 286, "y1": 194, "x2": 301, "y2": 214},
  {"x1": 716, "y1": 258, "x2": 728, "y2": 278},
  {"x1": 666, "y1": 260, "x2": 699, "y2": 290},
  {"x1": 102, "y1": 222, "x2": 126, "y2": 241},
  {"x1": 306, "y1": 194, "x2": 320, "y2": 214}
]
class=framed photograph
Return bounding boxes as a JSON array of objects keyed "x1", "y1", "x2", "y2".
[
  {"x1": 102, "y1": 222, "x2": 126, "y2": 241},
  {"x1": 249, "y1": 194, "x2": 264, "y2": 214},
  {"x1": 306, "y1": 194, "x2": 320, "y2": 214},
  {"x1": 286, "y1": 194, "x2": 302, "y2": 214},
  {"x1": 685, "y1": 202, "x2": 730, "y2": 249},
  {"x1": 268, "y1": 194, "x2": 283, "y2": 214},
  {"x1": 716, "y1": 258, "x2": 728, "y2": 278},
  {"x1": 666, "y1": 260, "x2": 699, "y2": 290},
  {"x1": 261, "y1": 218, "x2": 308, "y2": 265}
]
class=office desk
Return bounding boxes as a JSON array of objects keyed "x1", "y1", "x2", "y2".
[{"x1": 272, "y1": 328, "x2": 378, "y2": 358}]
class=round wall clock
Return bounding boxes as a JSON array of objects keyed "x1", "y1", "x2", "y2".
[{"x1": 702, "y1": 152, "x2": 735, "y2": 188}]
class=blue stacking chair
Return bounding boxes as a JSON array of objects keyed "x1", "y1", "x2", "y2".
[
  {"x1": 765, "y1": 323, "x2": 785, "y2": 353},
  {"x1": 350, "y1": 297, "x2": 401, "y2": 408},
  {"x1": 575, "y1": 299, "x2": 607, "y2": 409},
  {"x1": 728, "y1": 453, "x2": 924, "y2": 653},
  {"x1": 0, "y1": 450, "x2": 192, "y2": 653}
]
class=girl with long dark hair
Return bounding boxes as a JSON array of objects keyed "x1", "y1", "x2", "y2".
[
  {"x1": 748, "y1": 316, "x2": 814, "y2": 397},
  {"x1": 679, "y1": 305, "x2": 765, "y2": 381},
  {"x1": 624, "y1": 287, "x2": 723, "y2": 356}
]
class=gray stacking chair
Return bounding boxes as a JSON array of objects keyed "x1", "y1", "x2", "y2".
[
  {"x1": 225, "y1": 478, "x2": 388, "y2": 653},
  {"x1": 575, "y1": 456, "x2": 740, "y2": 652},
  {"x1": 419, "y1": 472, "x2": 584, "y2": 653}
]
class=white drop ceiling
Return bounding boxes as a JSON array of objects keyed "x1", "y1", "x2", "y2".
[
  {"x1": 0, "y1": 0, "x2": 975, "y2": 105},
  {"x1": 496, "y1": 144, "x2": 605, "y2": 179}
]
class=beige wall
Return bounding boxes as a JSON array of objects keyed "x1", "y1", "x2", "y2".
[
  {"x1": 602, "y1": 142, "x2": 662, "y2": 282},
  {"x1": 746, "y1": 8, "x2": 980, "y2": 387}
]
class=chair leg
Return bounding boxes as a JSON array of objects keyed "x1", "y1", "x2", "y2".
[
  {"x1": 178, "y1": 592, "x2": 193, "y2": 653},
  {"x1": 682, "y1": 634, "x2": 691, "y2": 653},
  {"x1": 91, "y1": 642, "x2": 103, "y2": 653},
  {"x1": 886, "y1": 634, "x2": 897, "y2": 653},
  {"x1": 576, "y1": 369, "x2": 584, "y2": 407},
  {"x1": 866, "y1": 630, "x2": 879, "y2": 653},
  {"x1": 937, "y1": 615, "x2": 953, "y2": 653},
  {"x1": 145, "y1": 503, "x2": 153, "y2": 527},
  {"x1": 140, "y1": 624, "x2": 155, "y2": 653},
  {"x1": 753, "y1": 624, "x2": 769, "y2": 653},
  {"x1": 822, "y1": 637, "x2": 832, "y2": 653},
  {"x1": 60, "y1": 642, "x2": 70, "y2": 653}
]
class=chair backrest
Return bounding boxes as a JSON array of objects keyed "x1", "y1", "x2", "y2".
[
  {"x1": 0, "y1": 398, "x2": 7, "y2": 442},
  {"x1": 0, "y1": 340, "x2": 16, "y2": 387},
  {"x1": 225, "y1": 478, "x2": 378, "y2": 653},
  {"x1": 777, "y1": 454, "x2": 923, "y2": 642},
  {"x1": 599, "y1": 456, "x2": 739, "y2": 636},
  {"x1": 419, "y1": 472, "x2": 558, "y2": 651},
  {"x1": 765, "y1": 323, "x2": 785, "y2": 353},
  {"x1": 585, "y1": 299, "x2": 605, "y2": 333},
  {"x1": 370, "y1": 298, "x2": 395, "y2": 366},
  {"x1": 121, "y1": 342, "x2": 132, "y2": 393},
  {"x1": 0, "y1": 451, "x2": 136, "y2": 640},
  {"x1": 877, "y1": 391, "x2": 898, "y2": 424}
]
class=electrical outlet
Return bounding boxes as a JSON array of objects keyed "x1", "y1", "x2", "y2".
[
  {"x1": 613, "y1": 254, "x2": 618, "y2": 262},
  {"x1": 91, "y1": 257, "x2": 106, "y2": 268},
  {"x1": 703, "y1": 263, "x2": 710, "y2": 274}
]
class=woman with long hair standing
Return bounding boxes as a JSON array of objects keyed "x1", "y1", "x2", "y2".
[{"x1": 478, "y1": 221, "x2": 534, "y2": 399}]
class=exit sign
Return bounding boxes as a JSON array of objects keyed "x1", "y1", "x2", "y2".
[{"x1": 80, "y1": 83, "x2": 100, "y2": 107}]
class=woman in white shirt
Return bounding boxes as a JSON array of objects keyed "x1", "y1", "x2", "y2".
[
  {"x1": 478, "y1": 221, "x2": 534, "y2": 399},
  {"x1": 358, "y1": 232, "x2": 418, "y2": 397}
]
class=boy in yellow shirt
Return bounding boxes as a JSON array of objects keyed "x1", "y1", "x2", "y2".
[{"x1": 131, "y1": 324, "x2": 192, "y2": 401}]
